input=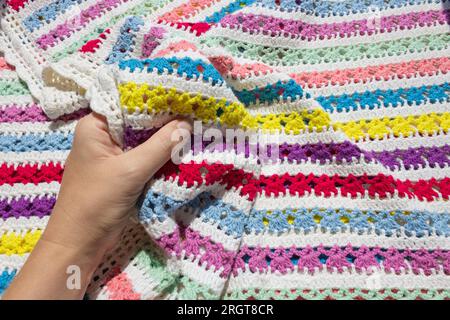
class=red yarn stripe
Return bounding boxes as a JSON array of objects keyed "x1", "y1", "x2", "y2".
[
  {"x1": 0, "y1": 163, "x2": 64, "y2": 185},
  {"x1": 79, "y1": 29, "x2": 111, "y2": 53},
  {"x1": 7, "y1": 0, "x2": 30, "y2": 11},
  {"x1": 156, "y1": 161, "x2": 449, "y2": 201}
]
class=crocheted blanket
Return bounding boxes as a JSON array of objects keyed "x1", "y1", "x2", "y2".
[{"x1": 1, "y1": 0, "x2": 450, "y2": 299}]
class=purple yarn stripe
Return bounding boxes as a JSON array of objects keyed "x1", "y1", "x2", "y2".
[
  {"x1": 220, "y1": 9, "x2": 450, "y2": 39},
  {"x1": 0, "y1": 105, "x2": 90, "y2": 123},
  {"x1": 124, "y1": 127, "x2": 450, "y2": 170},
  {"x1": 0, "y1": 196, "x2": 56, "y2": 219},
  {"x1": 124, "y1": 126, "x2": 159, "y2": 149},
  {"x1": 155, "y1": 227, "x2": 449, "y2": 278}
]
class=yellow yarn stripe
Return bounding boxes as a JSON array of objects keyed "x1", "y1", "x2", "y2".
[
  {"x1": 0, "y1": 230, "x2": 41, "y2": 255},
  {"x1": 118, "y1": 83, "x2": 449, "y2": 140},
  {"x1": 335, "y1": 113, "x2": 450, "y2": 141},
  {"x1": 118, "y1": 83, "x2": 332, "y2": 133}
]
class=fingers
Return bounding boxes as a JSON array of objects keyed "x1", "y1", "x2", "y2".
[
  {"x1": 74, "y1": 113, "x2": 107, "y2": 139},
  {"x1": 121, "y1": 119, "x2": 193, "y2": 178},
  {"x1": 90, "y1": 112, "x2": 109, "y2": 132}
]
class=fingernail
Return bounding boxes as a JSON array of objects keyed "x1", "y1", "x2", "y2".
[{"x1": 176, "y1": 119, "x2": 193, "y2": 132}]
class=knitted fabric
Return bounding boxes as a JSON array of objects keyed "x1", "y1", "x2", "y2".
[{"x1": 1, "y1": 0, "x2": 450, "y2": 300}]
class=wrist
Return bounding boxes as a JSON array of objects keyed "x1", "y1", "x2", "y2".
[
  {"x1": 39, "y1": 236, "x2": 103, "y2": 277},
  {"x1": 42, "y1": 204, "x2": 110, "y2": 269},
  {"x1": 3, "y1": 235, "x2": 103, "y2": 299}
]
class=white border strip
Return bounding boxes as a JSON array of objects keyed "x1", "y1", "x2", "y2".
[{"x1": 228, "y1": 268, "x2": 450, "y2": 290}]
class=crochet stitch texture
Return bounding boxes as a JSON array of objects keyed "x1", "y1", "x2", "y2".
[{"x1": 1, "y1": 0, "x2": 450, "y2": 299}]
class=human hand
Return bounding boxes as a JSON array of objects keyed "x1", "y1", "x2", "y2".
[
  {"x1": 46, "y1": 113, "x2": 192, "y2": 256},
  {"x1": 3, "y1": 112, "x2": 192, "y2": 299}
]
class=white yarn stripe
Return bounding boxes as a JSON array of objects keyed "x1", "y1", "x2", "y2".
[
  {"x1": 328, "y1": 101, "x2": 450, "y2": 123},
  {"x1": 181, "y1": 150, "x2": 259, "y2": 174},
  {"x1": 0, "y1": 216, "x2": 49, "y2": 235},
  {"x1": 245, "y1": 98, "x2": 320, "y2": 115},
  {"x1": 224, "y1": 71, "x2": 291, "y2": 91},
  {"x1": 0, "y1": 150, "x2": 69, "y2": 166},
  {"x1": 117, "y1": 70, "x2": 239, "y2": 103},
  {"x1": 0, "y1": 103, "x2": 40, "y2": 110},
  {"x1": 0, "y1": 181, "x2": 60, "y2": 199},
  {"x1": 252, "y1": 193, "x2": 449, "y2": 214},
  {"x1": 153, "y1": 48, "x2": 213, "y2": 64},
  {"x1": 0, "y1": 70, "x2": 19, "y2": 81},
  {"x1": 227, "y1": 268, "x2": 450, "y2": 291},
  {"x1": 208, "y1": 23, "x2": 449, "y2": 50},
  {"x1": 253, "y1": 128, "x2": 348, "y2": 145},
  {"x1": 261, "y1": 158, "x2": 450, "y2": 181},
  {"x1": 238, "y1": 2, "x2": 448, "y2": 24},
  {"x1": 0, "y1": 254, "x2": 28, "y2": 271},
  {"x1": 356, "y1": 131, "x2": 449, "y2": 151},
  {"x1": 0, "y1": 95, "x2": 35, "y2": 105},
  {"x1": 243, "y1": 230, "x2": 450, "y2": 250},
  {"x1": 0, "y1": 121, "x2": 76, "y2": 135}
]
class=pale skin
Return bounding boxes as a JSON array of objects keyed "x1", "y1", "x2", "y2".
[{"x1": 3, "y1": 113, "x2": 192, "y2": 300}]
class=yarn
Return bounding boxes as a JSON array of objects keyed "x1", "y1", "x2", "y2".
[{"x1": 0, "y1": 0, "x2": 449, "y2": 300}]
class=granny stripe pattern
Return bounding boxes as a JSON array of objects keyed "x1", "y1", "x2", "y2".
[{"x1": 1, "y1": 0, "x2": 450, "y2": 299}]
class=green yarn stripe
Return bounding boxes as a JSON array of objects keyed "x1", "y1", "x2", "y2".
[
  {"x1": 0, "y1": 79, "x2": 30, "y2": 96},
  {"x1": 225, "y1": 288, "x2": 450, "y2": 300},
  {"x1": 134, "y1": 248, "x2": 177, "y2": 293},
  {"x1": 127, "y1": 246, "x2": 450, "y2": 300},
  {"x1": 200, "y1": 33, "x2": 450, "y2": 66},
  {"x1": 134, "y1": 246, "x2": 220, "y2": 300},
  {"x1": 51, "y1": 0, "x2": 172, "y2": 63}
]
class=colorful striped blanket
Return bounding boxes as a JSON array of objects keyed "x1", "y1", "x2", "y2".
[{"x1": 1, "y1": 0, "x2": 449, "y2": 299}]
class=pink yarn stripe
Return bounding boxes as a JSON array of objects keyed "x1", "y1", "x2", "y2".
[
  {"x1": 158, "y1": 0, "x2": 219, "y2": 22},
  {"x1": 206, "y1": 55, "x2": 449, "y2": 87},
  {"x1": 104, "y1": 267, "x2": 141, "y2": 300},
  {"x1": 0, "y1": 58, "x2": 14, "y2": 71},
  {"x1": 156, "y1": 227, "x2": 449, "y2": 277},
  {"x1": 153, "y1": 40, "x2": 199, "y2": 57},
  {"x1": 0, "y1": 105, "x2": 90, "y2": 123},
  {"x1": 156, "y1": 226, "x2": 235, "y2": 278},
  {"x1": 35, "y1": 0, "x2": 128, "y2": 50},
  {"x1": 0, "y1": 105, "x2": 49, "y2": 123},
  {"x1": 220, "y1": 9, "x2": 450, "y2": 39},
  {"x1": 291, "y1": 57, "x2": 450, "y2": 88}
]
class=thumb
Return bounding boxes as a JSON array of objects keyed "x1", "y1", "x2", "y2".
[{"x1": 121, "y1": 119, "x2": 192, "y2": 178}]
